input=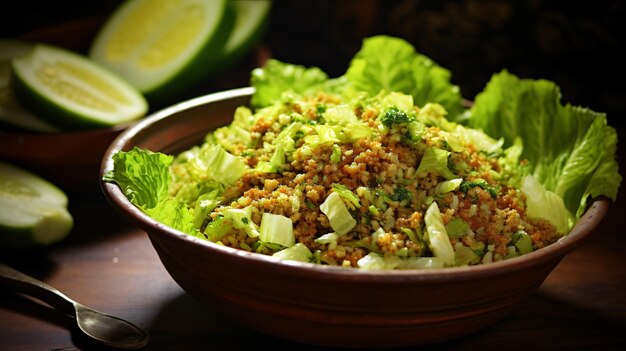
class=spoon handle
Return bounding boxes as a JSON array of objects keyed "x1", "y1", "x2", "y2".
[{"x1": 0, "y1": 262, "x2": 75, "y2": 315}]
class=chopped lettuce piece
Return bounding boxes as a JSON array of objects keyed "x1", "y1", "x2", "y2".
[
  {"x1": 223, "y1": 206, "x2": 260, "y2": 238},
  {"x1": 260, "y1": 212, "x2": 294, "y2": 247},
  {"x1": 447, "y1": 124, "x2": 504, "y2": 154},
  {"x1": 212, "y1": 106, "x2": 256, "y2": 150},
  {"x1": 454, "y1": 245, "x2": 481, "y2": 266},
  {"x1": 185, "y1": 144, "x2": 247, "y2": 186},
  {"x1": 193, "y1": 188, "x2": 222, "y2": 229},
  {"x1": 268, "y1": 121, "x2": 302, "y2": 171},
  {"x1": 434, "y1": 178, "x2": 463, "y2": 194},
  {"x1": 332, "y1": 183, "x2": 360, "y2": 209},
  {"x1": 445, "y1": 218, "x2": 470, "y2": 239},
  {"x1": 357, "y1": 252, "x2": 444, "y2": 270},
  {"x1": 416, "y1": 147, "x2": 456, "y2": 180},
  {"x1": 320, "y1": 192, "x2": 356, "y2": 235},
  {"x1": 273, "y1": 243, "x2": 313, "y2": 263},
  {"x1": 330, "y1": 144, "x2": 342, "y2": 163},
  {"x1": 424, "y1": 202, "x2": 455, "y2": 266},
  {"x1": 204, "y1": 216, "x2": 231, "y2": 242},
  {"x1": 322, "y1": 104, "x2": 359, "y2": 125},
  {"x1": 304, "y1": 123, "x2": 373, "y2": 145},
  {"x1": 314, "y1": 232, "x2": 339, "y2": 249},
  {"x1": 521, "y1": 175, "x2": 572, "y2": 233},
  {"x1": 512, "y1": 231, "x2": 533, "y2": 255}
]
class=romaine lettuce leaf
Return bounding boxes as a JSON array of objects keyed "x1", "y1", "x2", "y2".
[
  {"x1": 250, "y1": 36, "x2": 465, "y2": 122},
  {"x1": 103, "y1": 148, "x2": 197, "y2": 235},
  {"x1": 103, "y1": 147, "x2": 172, "y2": 209},
  {"x1": 345, "y1": 35, "x2": 465, "y2": 121},
  {"x1": 469, "y1": 70, "x2": 621, "y2": 218},
  {"x1": 250, "y1": 59, "x2": 330, "y2": 108}
]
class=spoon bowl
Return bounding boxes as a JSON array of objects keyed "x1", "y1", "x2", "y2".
[
  {"x1": 0, "y1": 262, "x2": 149, "y2": 349},
  {"x1": 74, "y1": 303, "x2": 149, "y2": 349}
]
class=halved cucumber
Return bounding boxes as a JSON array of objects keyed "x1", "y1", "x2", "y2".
[
  {"x1": 0, "y1": 161, "x2": 73, "y2": 248},
  {"x1": 89, "y1": 0, "x2": 235, "y2": 106},
  {"x1": 11, "y1": 43, "x2": 148, "y2": 130},
  {"x1": 0, "y1": 39, "x2": 59, "y2": 133}
]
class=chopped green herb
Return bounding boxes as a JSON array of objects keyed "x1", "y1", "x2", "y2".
[
  {"x1": 460, "y1": 179, "x2": 499, "y2": 198},
  {"x1": 389, "y1": 186, "x2": 412, "y2": 202}
]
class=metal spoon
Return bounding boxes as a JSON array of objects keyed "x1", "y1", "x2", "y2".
[{"x1": 0, "y1": 262, "x2": 149, "y2": 349}]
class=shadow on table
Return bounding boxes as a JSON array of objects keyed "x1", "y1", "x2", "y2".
[
  {"x1": 144, "y1": 292, "x2": 338, "y2": 351},
  {"x1": 431, "y1": 291, "x2": 626, "y2": 351},
  {"x1": 0, "y1": 291, "x2": 124, "y2": 351},
  {"x1": 142, "y1": 289, "x2": 626, "y2": 351},
  {"x1": 1, "y1": 286, "x2": 624, "y2": 351}
]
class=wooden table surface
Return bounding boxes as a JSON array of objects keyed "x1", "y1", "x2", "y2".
[{"x1": 1, "y1": 132, "x2": 625, "y2": 351}]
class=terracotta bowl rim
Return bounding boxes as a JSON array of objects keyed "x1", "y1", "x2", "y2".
[{"x1": 100, "y1": 86, "x2": 610, "y2": 282}]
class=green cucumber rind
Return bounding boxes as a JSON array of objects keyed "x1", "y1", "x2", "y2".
[
  {"x1": 142, "y1": 1, "x2": 236, "y2": 108},
  {"x1": 0, "y1": 205, "x2": 73, "y2": 248},
  {"x1": 219, "y1": 0, "x2": 272, "y2": 69},
  {"x1": 0, "y1": 161, "x2": 73, "y2": 248},
  {"x1": 0, "y1": 161, "x2": 68, "y2": 206},
  {"x1": 10, "y1": 45, "x2": 148, "y2": 131},
  {"x1": 89, "y1": 0, "x2": 236, "y2": 109}
]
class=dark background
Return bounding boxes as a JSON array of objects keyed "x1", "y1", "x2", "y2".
[{"x1": 1, "y1": 0, "x2": 624, "y2": 127}]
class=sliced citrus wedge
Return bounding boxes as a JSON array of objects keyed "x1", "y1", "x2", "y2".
[
  {"x1": 10, "y1": 43, "x2": 148, "y2": 130},
  {"x1": 220, "y1": 0, "x2": 272, "y2": 66},
  {"x1": 0, "y1": 161, "x2": 73, "y2": 248},
  {"x1": 0, "y1": 39, "x2": 60, "y2": 133},
  {"x1": 89, "y1": 0, "x2": 234, "y2": 105}
]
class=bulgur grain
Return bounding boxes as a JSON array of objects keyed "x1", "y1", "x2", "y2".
[{"x1": 170, "y1": 91, "x2": 562, "y2": 269}]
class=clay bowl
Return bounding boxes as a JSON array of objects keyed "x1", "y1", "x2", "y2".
[{"x1": 100, "y1": 87, "x2": 609, "y2": 348}]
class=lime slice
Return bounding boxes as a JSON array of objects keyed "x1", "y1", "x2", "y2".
[
  {"x1": 89, "y1": 0, "x2": 235, "y2": 105},
  {"x1": 0, "y1": 161, "x2": 73, "y2": 248},
  {"x1": 11, "y1": 43, "x2": 148, "y2": 130},
  {"x1": 0, "y1": 39, "x2": 60, "y2": 133},
  {"x1": 220, "y1": 0, "x2": 272, "y2": 66}
]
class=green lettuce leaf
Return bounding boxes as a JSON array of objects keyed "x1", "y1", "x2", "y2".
[
  {"x1": 103, "y1": 148, "x2": 197, "y2": 235},
  {"x1": 103, "y1": 147, "x2": 172, "y2": 209},
  {"x1": 345, "y1": 35, "x2": 465, "y2": 121},
  {"x1": 469, "y1": 70, "x2": 621, "y2": 218},
  {"x1": 250, "y1": 36, "x2": 465, "y2": 121},
  {"x1": 144, "y1": 198, "x2": 196, "y2": 235},
  {"x1": 250, "y1": 59, "x2": 330, "y2": 108}
]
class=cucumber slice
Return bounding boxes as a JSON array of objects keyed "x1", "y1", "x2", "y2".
[
  {"x1": 89, "y1": 0, "x2": 235, "y2": 105},
  {"x1": 0, "y1": 39, "x2": 60, "y2": 133},
  {"x1": 0, "y1": 161, "x2": 73, "y2": 248},
  {"x1": 221, "y1": 0, "x2": 272, "y2": 65},
  {"x1": 11, "y1": 43, "x2": 148, "y2": 130}
]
